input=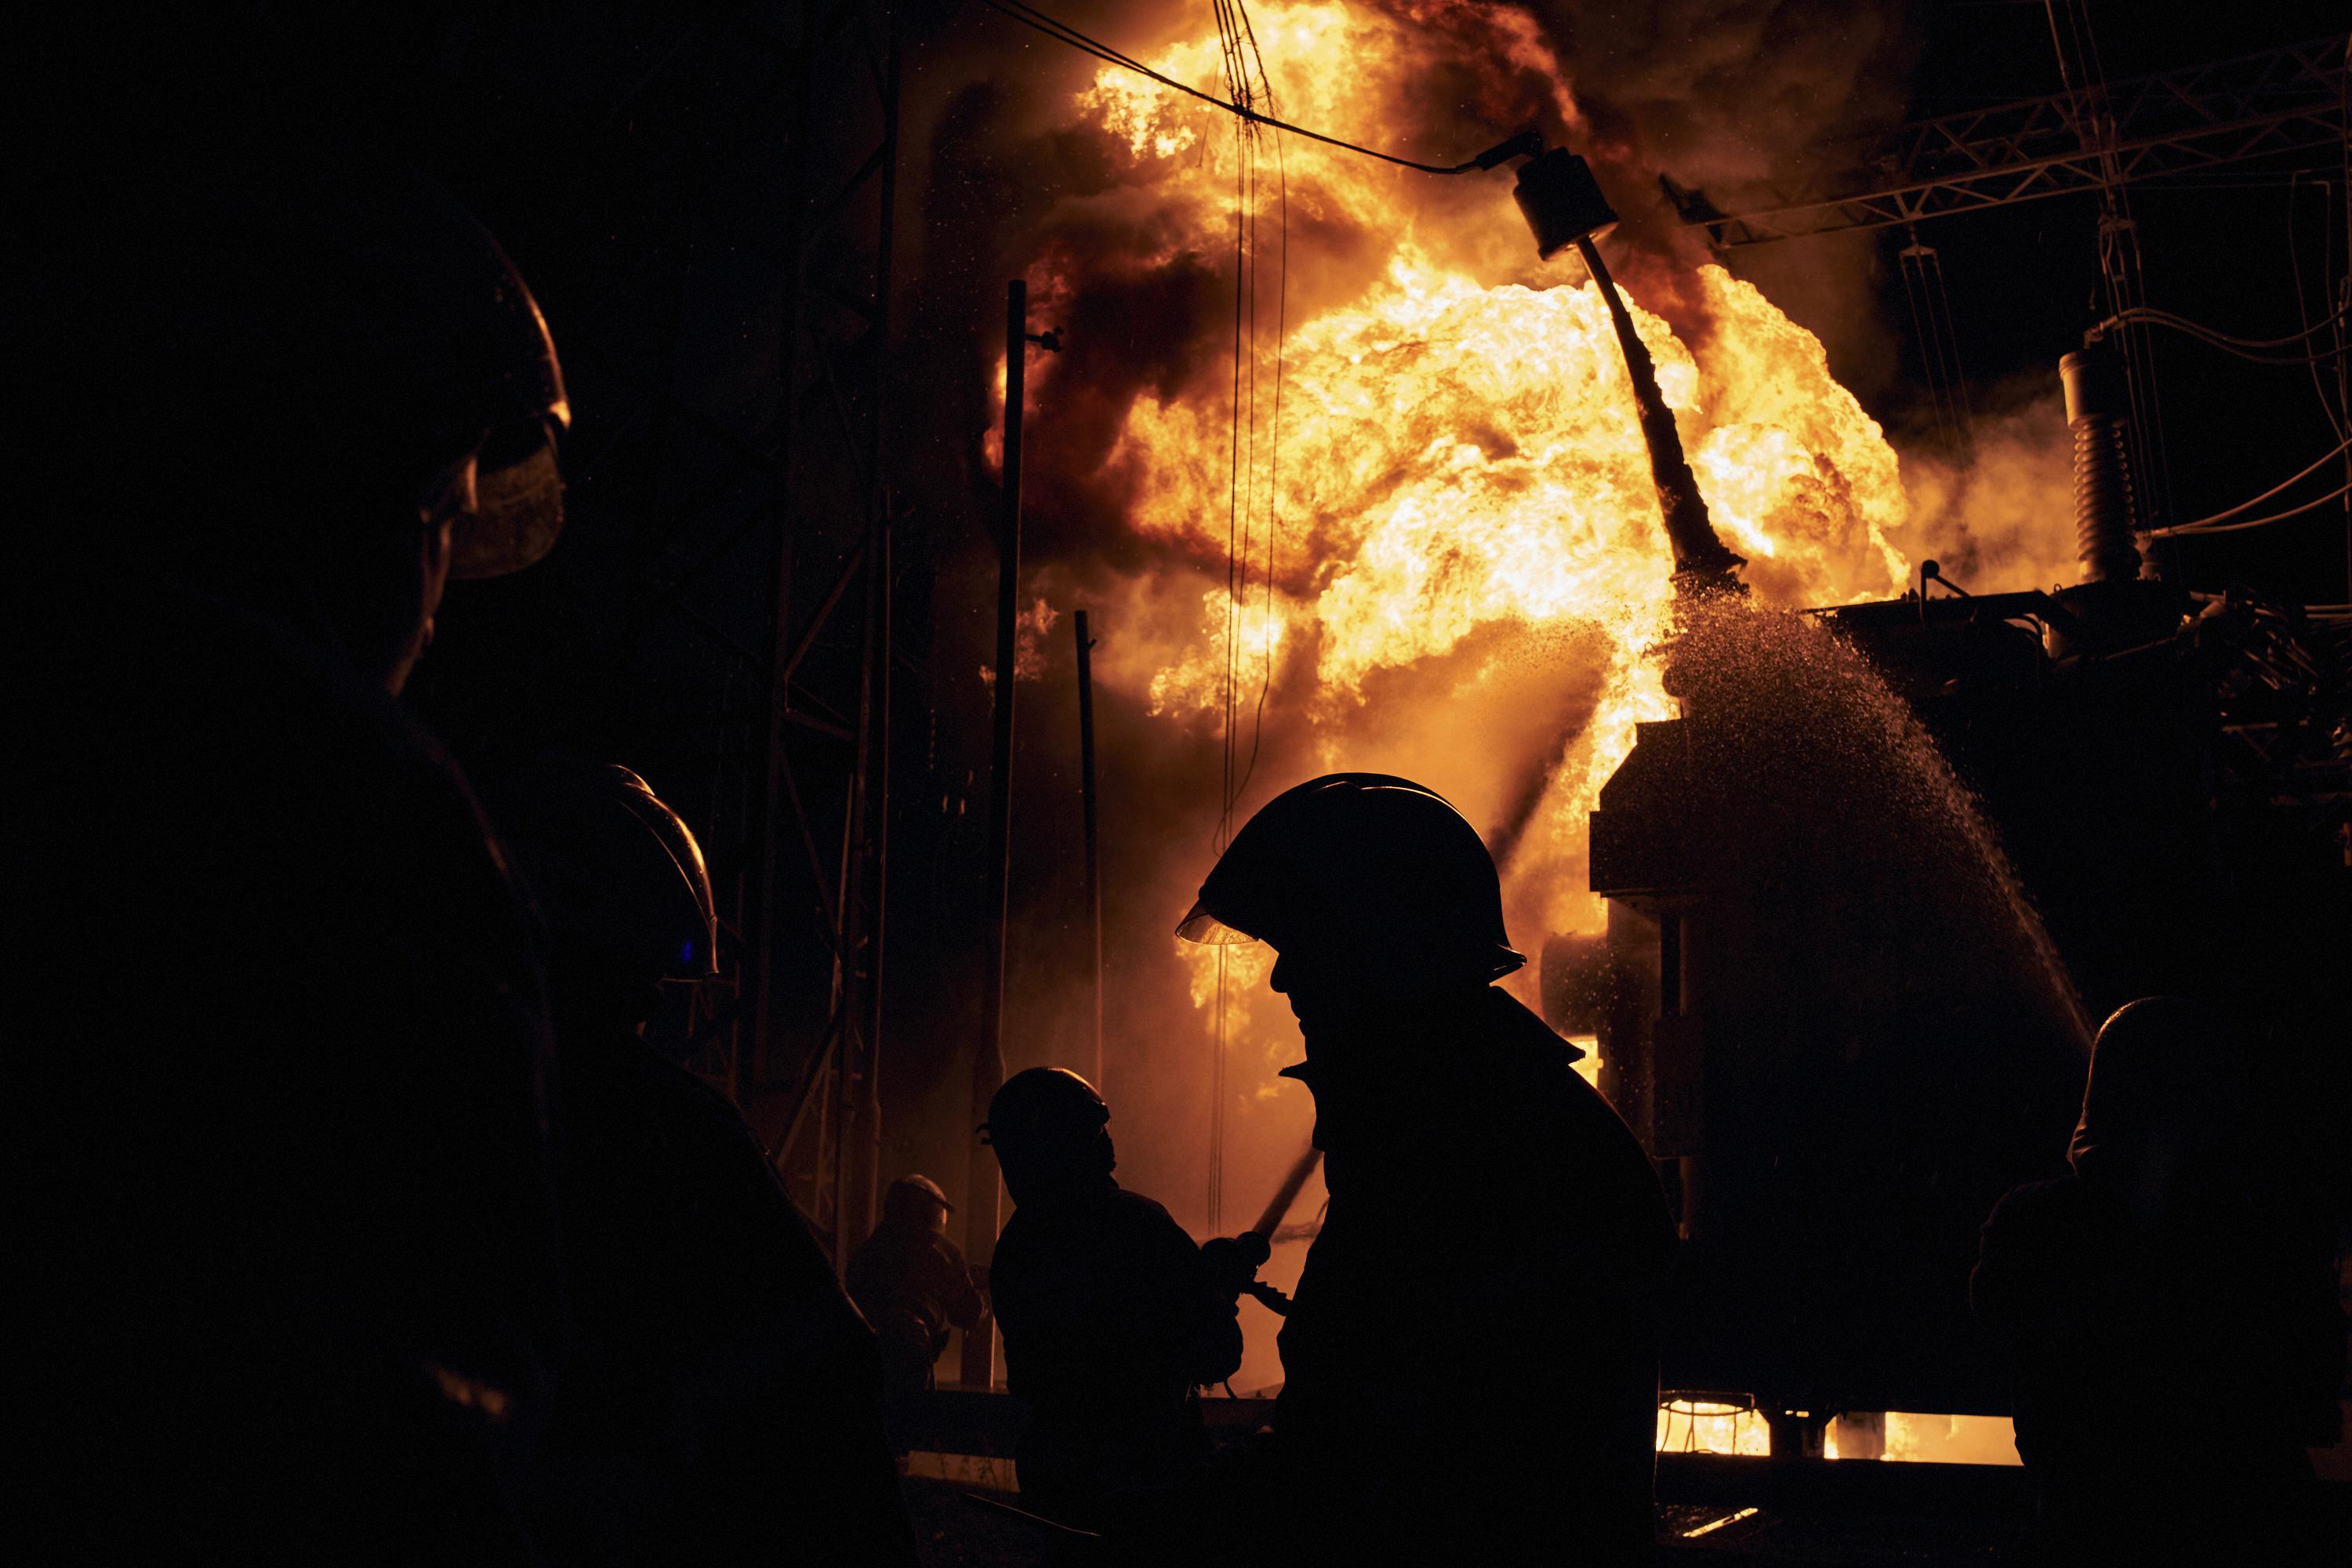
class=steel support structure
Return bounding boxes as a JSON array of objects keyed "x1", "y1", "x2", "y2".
[
  {"x1": 552, "y1": 0, "x2": 904, "y2": 1272},
  {"x1": 1679, "y1": 35, "x2": 2347, "y2": 248},
  {"x1": 746, "y1": 0, "x2": 900, "y2": 1272}
]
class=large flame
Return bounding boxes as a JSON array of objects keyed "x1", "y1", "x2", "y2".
[
  {"x1": 1000, "y1": 0, "x2": 1929, "y2": 1406},
  {"x1": 1033, "y1": 1, "x2": 1908, "y2": 941}
]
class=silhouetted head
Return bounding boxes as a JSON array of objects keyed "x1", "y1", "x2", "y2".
[
  {"x1": 479, "y1": 758, "x2": 719, "y2": 1034},
  {"x1": 23, "y1": 144, "x2": 568, "y2": 692},
  {"x1": 1178, "y1": 775, "x2": 1521, "y2": 1046},
  {"x1": 883, "y1": 1174, "x2": 953, "y2": 1234},
  {"x1": 2068, "y1": 996, "x2": 2246, "y2": 1220},
  {"x1": 981, "y1": 1068, "x2": 1114, "y2": 1208}
]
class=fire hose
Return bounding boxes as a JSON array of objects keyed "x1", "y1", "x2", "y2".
[{"x1": 1200, "y1": 1142, "x2": 1324, "y2": 1317}]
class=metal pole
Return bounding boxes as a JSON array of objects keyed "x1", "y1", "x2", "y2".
[
  {"x1": 961, "y1": 278, "x2": 1028, "y2": 1389},
  {"x1": 841, "y1": 0, "x2": 903, "y2": 1276},
  {"x1": 1074, "y1": 609, "x2": 1102, "y2": 1090},
  {"x1": 746, "y1": 0, "x2": 821, "y2": 1112}
]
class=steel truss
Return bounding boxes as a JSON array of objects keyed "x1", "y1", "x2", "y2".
[
  {"x1": 1680, "y1": 35, "x2": 2347, "y2": 249},
  {"x1": 550, "y1": 0, "x2": 903, "y2": 1272}
]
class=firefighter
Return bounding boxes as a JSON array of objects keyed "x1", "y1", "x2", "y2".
[
  {"x1": 481, "y1": 758, "x2": 919, "y2": 1566},
  {"x1": 1177, "y1": 774, "x2": 1679, "y2": 1564},
  {"x1": 1973, "y1": 996, "x2": 2345, "y2": 1566},
  {"x1": 16, "y1": 150, "x2": 572, "y2": 1556},
  {"x1": 848, "y1": 1174, "x2": 986, "y2": 1446},
  {"x1": 982, "y1": 1068, "x2": 1245, "y2": 1538}
]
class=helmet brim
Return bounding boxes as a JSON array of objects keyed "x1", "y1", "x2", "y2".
[
  {"x1": 452, "y1": 423, "x2": 564, "y2": 579},
  {"x1": 1176, "y1": 898, "x2": 1261, "y2": 946}
]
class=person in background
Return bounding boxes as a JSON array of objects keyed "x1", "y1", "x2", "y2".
[
  {"x1": 850, "y1": 1174, "x2": 986, "y2": 1451},
  {"x1": 1176, "y1": 774, "x2": 1679, "y2": 1566},
  {"x1": 983, "y1": 1068, "x2": 1244, "y2": 1540},
  {"x1": 1973, "y1": 996, "x2": 2345, "y2": 1566},
  {"x1": 481, "y1": 757, "x2": 916, "y2": 1566}
]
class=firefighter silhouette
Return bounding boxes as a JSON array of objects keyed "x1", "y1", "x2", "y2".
[{"x1": 1178, "y1": 774, "x2": 1679, "y2": 1564}]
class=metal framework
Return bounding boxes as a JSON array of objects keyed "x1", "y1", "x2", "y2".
[
  {"x1": 1679, "y1": 34, "x2": 2347, "y2": 249},
  {"x1": 550, "y1": 0, "x2": 903, "y2": 1271},
  {"x1": 745, "y1": 0, "x2": 901, "y2": 1276}
]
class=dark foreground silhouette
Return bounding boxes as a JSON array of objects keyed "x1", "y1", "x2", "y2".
[
  {"x1": 484, "y1": 758, "x2": 916, "y2": 1564},
  {"x1": 1975, "y1": 996, "x2": 2345, "y2": 1566},
  {"x1": 1180, "y1": 774, "x2": 1679, "y2": 1566}
]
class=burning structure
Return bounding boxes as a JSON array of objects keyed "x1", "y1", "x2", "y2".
[
  {"x1": 33, "y1": 2, "x2": 2347, "y2": 1557},
  {"x1": 918, "y1": 2, "x2": 2350, "y2": 1438}
]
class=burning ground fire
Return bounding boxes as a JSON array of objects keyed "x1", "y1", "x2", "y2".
[{"x1": 985, "y1": 1, "x2": 2013, "y2": 1443}]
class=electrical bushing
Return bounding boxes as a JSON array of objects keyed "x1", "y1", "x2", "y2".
[
  {"x1": 1513, "y1": 148, "x2": 1618, "y2": 260},
  {"x1": 2060, "y1": 343, "x2": 2140, "y2": 585}
]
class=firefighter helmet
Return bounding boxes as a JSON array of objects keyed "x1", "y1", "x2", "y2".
[
  {"x1": 979, "y1": 1068, "x2": 1111, "y2": 1152},
  {"x1": 1177, "y1": 773, "x2": 1524, "y2": 982},
  {"x1": 479, "y1": 758, "x2": 720, "y2": 988}
]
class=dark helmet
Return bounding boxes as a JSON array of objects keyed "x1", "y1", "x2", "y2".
[
  {"x1": 1177, "y1": 773, "x2": 1524, "y2": 982},
  {"x1": 477, "y1": 758, "x2": 720, "y2": 989},
  {"x1": 24, "y1": 145, "x2": 568, "y2": 578},
  {"x1": 2067, "y1": 996, "x2": 2230, "y2": 1181},
  {"x1": 884, "y1": 1174, "x2": 953, "y2": 1225},
  {"x1": 380, "y1": 173, "x2": 571, "y2": 580},
  {"x1": 980, "y1": 1068, "x2": 1110, "y2": 1153}
]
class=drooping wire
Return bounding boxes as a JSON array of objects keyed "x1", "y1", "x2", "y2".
[
  {"x1": 2287, "y1": 173, "x2": 2347, "y2": 443},
  {"x1": 2096, "y1": 303, "x2": 2352, "y2": 365},
  {"x1": 1206, "y1": 0, "x2": 1287, "y2": 1237},
  {"x1": 1229, "y1": 0, "x2": 1289, "y2": 814},
  {"x1": 2152, "y1": 473, "x2": 2352, "y2": 538},
  {"x1": 975, "y1": 0, "x2": 1511, "y2": 175},
  {"x1": 2148, "y1": 433, "x2": 2352, "y2": 535}
]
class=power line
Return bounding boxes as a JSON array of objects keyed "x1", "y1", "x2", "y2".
[
  {"x1": 974, "y1": 0, "x2": 1519, "y2": 175},
  {"x1": 2151, "y1": 433, "x2": 2352, "y2": 535},
  {"x1": 2096, "y1": 303, "x2": 2352, "y2": 365},
  {"x1": 2152, "y1": 474, "x2": 2352, "y2": 538}
]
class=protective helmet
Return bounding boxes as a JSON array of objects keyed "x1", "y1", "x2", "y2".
[
  {"x1": 1177, "y1": 773, "x2": 1524, "y2": 982},
  {"x1": 387, "y1": 175, "x2": 571, "y2": 580},
  {"x1": 2067, "y1": 996, "x2": 2224, "y2": 1180},
  {"x1": 884, "y1": 1174, "x2": 953, "y2": 1225},
  {"x1": 24, "y1": 147, "x2": 568, "y2": 578},
  {"x1": 980, "y1": 1068, "x2": 1110, "y2": 1152},
  {"x1": 477, "y1": 757, "x2": 720, "y2": 988},
  {"x1": 282, "y1": 162, "x2": 571, "y2": 579}
]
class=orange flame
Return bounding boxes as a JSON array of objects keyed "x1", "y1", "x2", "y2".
[
  {"x1": 1048, "y1": 1, "x2": 1908, "y2": 954},
  {"x1": 1010, "y1": 1, "x2": 1928, "y2": 1392}
]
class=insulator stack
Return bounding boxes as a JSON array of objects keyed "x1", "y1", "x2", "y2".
[{"x1": 2060, "y1": 345, "x2": 2140, "y2": 584}]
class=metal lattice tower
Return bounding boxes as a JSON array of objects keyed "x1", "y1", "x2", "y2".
[
  {"x1": 1675, "y1": 35, "x2": 2346, "y2": 248},
  {"x1": 502, "y1": 0, "x2": 904, "y2": 1269}
]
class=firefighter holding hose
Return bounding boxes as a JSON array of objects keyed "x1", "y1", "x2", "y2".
[
  {"x1": 982, "y1": 1068, "x2": 1245, "y2": 1544},
  {"x1": 1178, "y1": 775, "x2": 1679, "y2": 1564}
]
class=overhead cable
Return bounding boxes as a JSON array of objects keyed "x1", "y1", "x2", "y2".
[
  {"x1": 975, "y1": 0, "x2": 1530, "y2": 174},
  {"x1": 2150, "y1": 433, "x2": 2352, "y2": 533},
  {"x1": 2152, "y1": 474, "x2": 2352, "y2": 539},
  {"x1": 2097, "y1": 302, "x2": 2352, "y2": 365}
]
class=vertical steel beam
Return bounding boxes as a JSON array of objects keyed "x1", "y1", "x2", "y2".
[
  {"x1": 1075, "y1": 608, "x2": 1102, "y2": 1090},
  {"x1": 961, "y1": 278, "x2": 1029, "y2": 1389},
  {"x1": 746, "y1": 0, "x2": 822, "y2": 1111}
]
